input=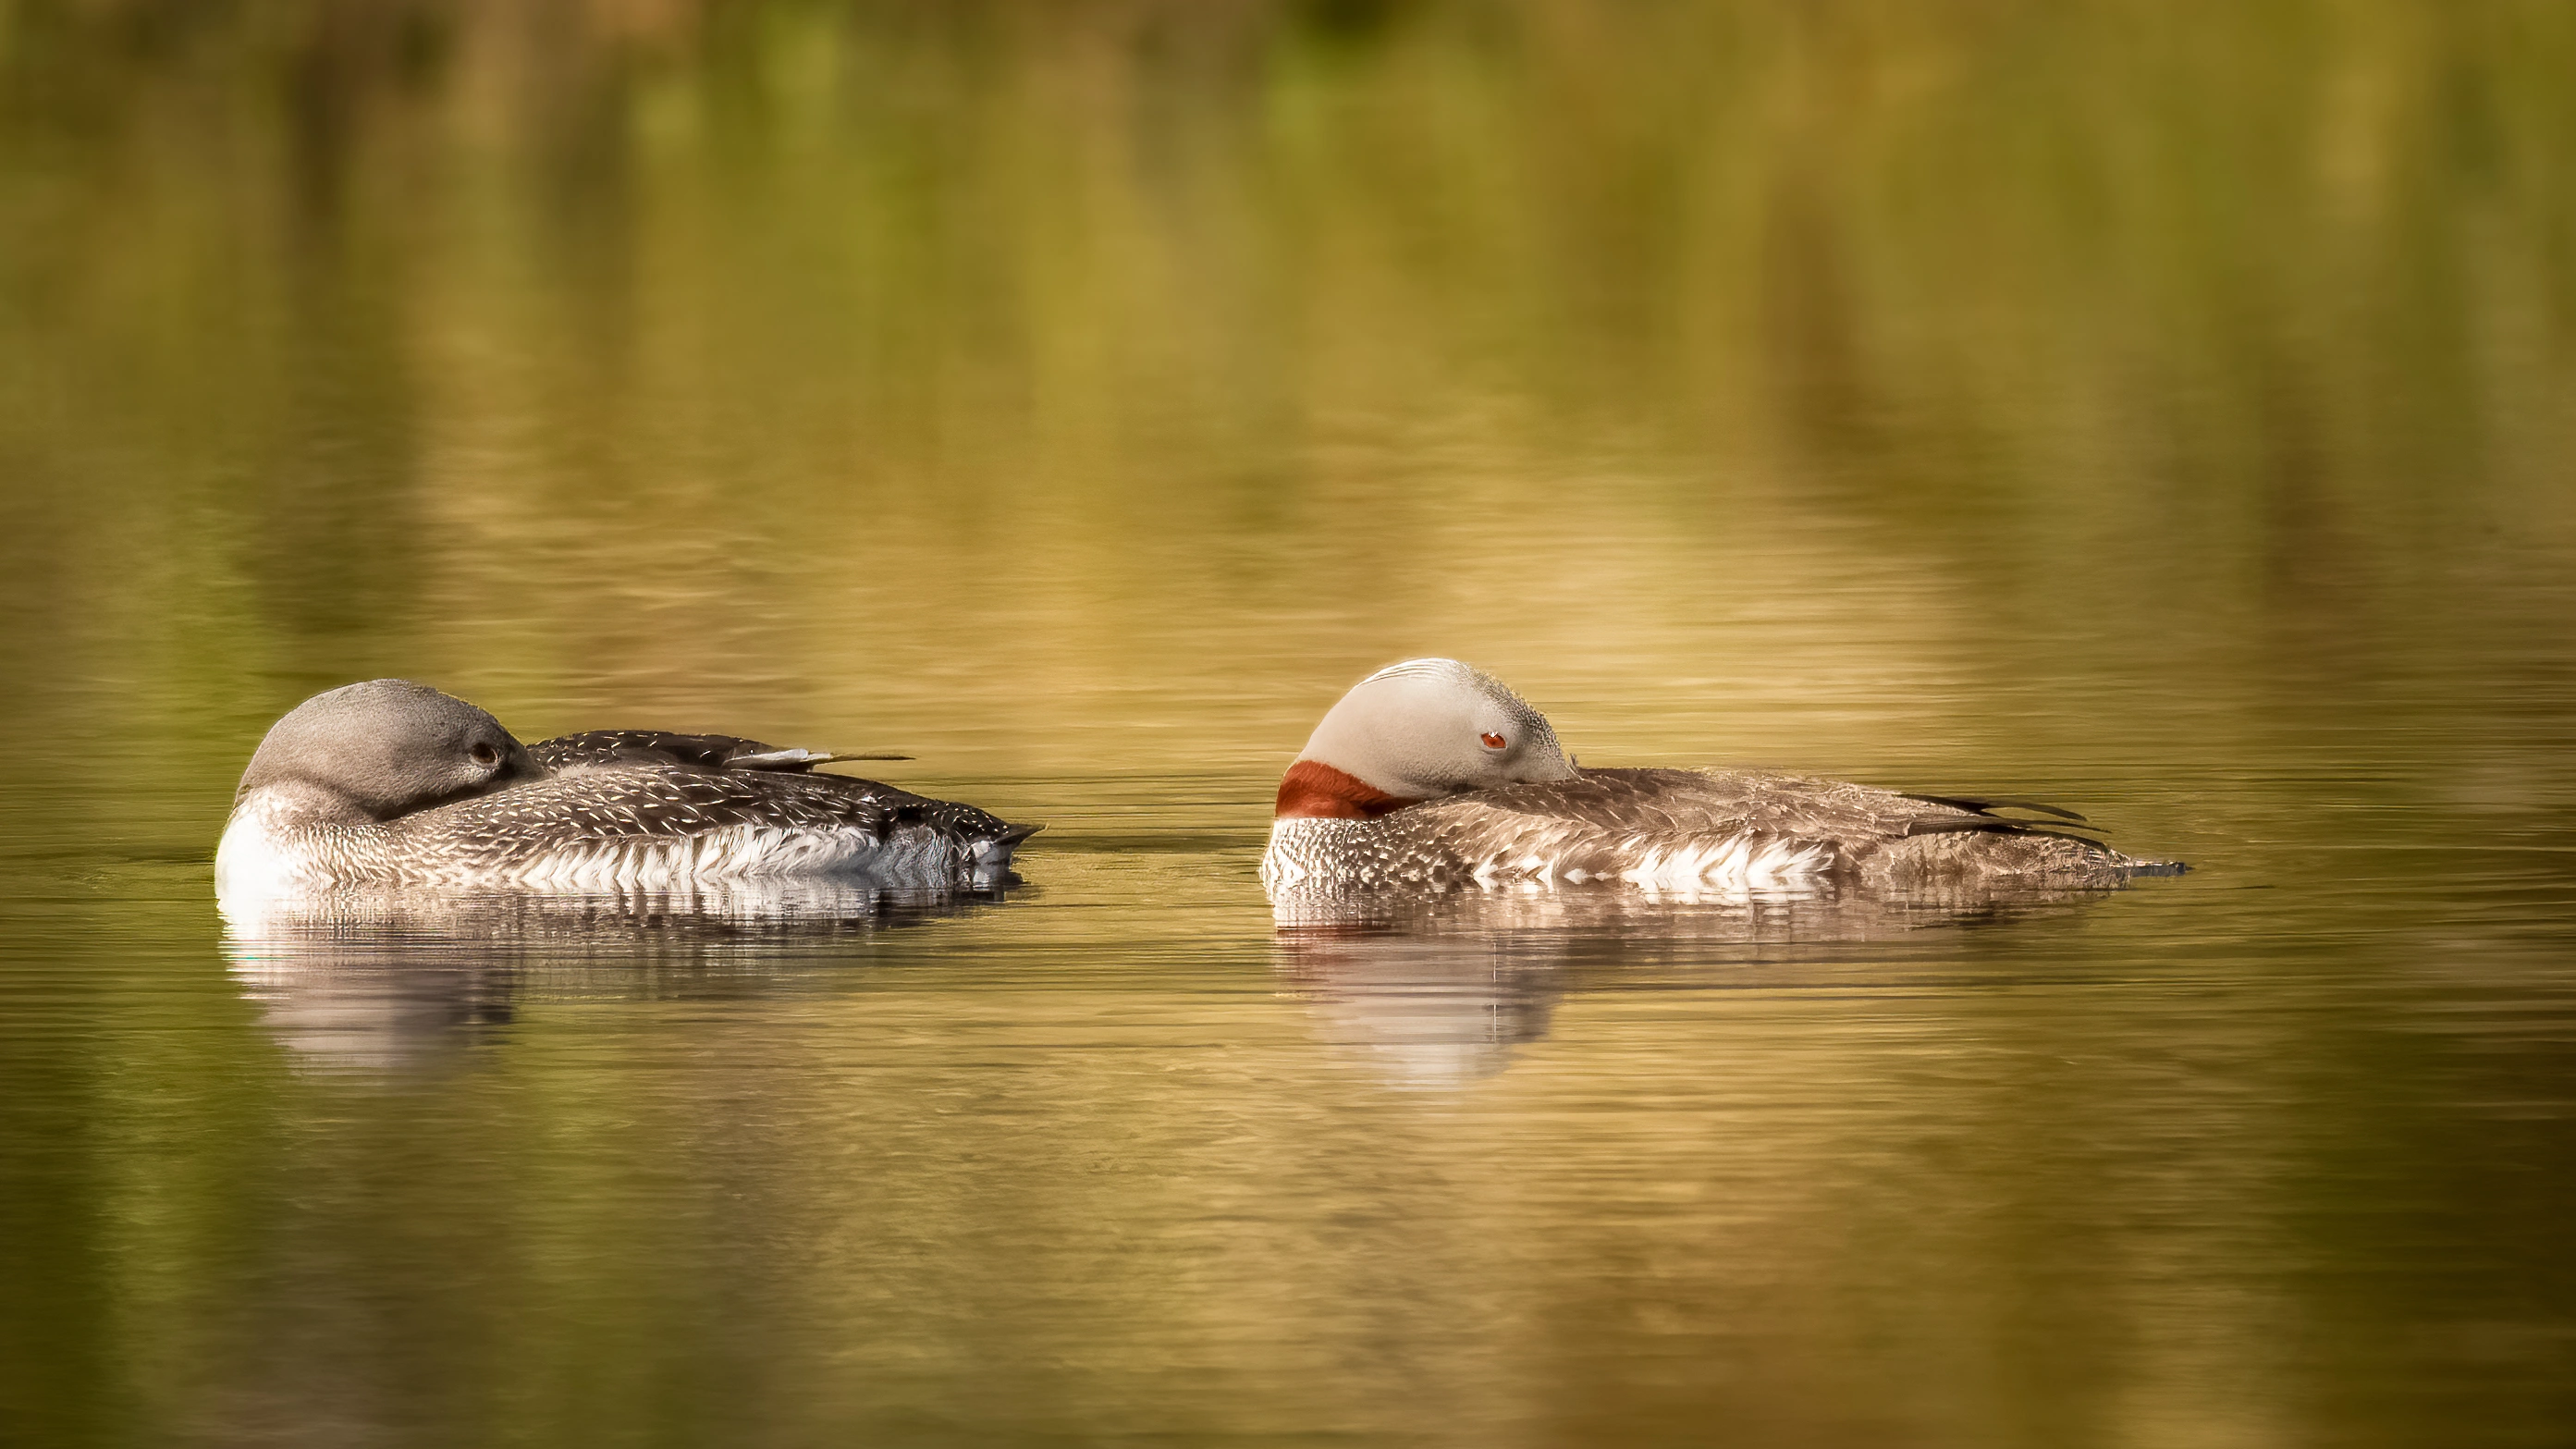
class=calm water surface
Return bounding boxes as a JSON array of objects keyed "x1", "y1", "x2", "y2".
[{"x1": 3, "y1": 4, "x2": 2573, "y2": 1445}]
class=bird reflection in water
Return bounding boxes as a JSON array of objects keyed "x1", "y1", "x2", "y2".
[
  {"x1": 218, "y1": 879, "x2": 1013, "y2": 1072},
  {"x1": 1267, "y1": 881, "x2": 2123, "y2": 1086}
]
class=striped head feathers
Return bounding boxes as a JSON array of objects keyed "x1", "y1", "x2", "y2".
[
  {"x1": 236, "y1": 680, "x2": 542, "y2": 826},
  {"x1": 1278, "y1": 658, "x2": 1577, "y2": 819}
]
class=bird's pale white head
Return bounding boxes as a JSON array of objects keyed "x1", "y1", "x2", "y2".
[{"x1": 1277, "y1": 658, "x2": 1578, "y2": 819}]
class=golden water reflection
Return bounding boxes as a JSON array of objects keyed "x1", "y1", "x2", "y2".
[
  {"x1": 218, "y1": 881, "x2": 1020, "y2": 1069},
  {"x1": 1271, "y1": 881, "x2": 2130, "y2": 1084}
]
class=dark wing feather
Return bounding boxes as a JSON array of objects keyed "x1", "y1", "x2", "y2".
[
  {"x1": 529, "y1": 731, "x2": 909, "y2": 773},
  {"x1": 1899, "y1": 792, "x2": 2091, "y2": 824}
]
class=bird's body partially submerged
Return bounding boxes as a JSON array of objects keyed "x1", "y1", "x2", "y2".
[
  {"x1": 1259, "y1": 660, "x2": 2180, "y2": 893},
  {"x1": 215, "y1": 682, "x2": 1036, "y2": 895},
  {"x1": 1262, "y1": 767, "x2": 2162, "y2": 891}
]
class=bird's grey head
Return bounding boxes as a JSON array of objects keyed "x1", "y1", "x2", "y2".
[
  {"x1": 235, "y1": 680, "x2": 540, "y2": 824},
  {"x1": 1281, "y1": 658, "x2": 1578, "y2": 818}
]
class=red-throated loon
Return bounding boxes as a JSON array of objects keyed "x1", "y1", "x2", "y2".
[{"x1": 1259, "y1": 658, "x2": 2181, "y2": 892}]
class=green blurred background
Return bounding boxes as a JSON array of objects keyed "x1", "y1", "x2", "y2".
[{"x1": 6, "y1": 0, "x2": 2570, "y2": 770}]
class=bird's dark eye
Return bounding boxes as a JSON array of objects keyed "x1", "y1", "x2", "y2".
[{"x1": 470, "y1": 742, "x2": 500, "y2": 767}]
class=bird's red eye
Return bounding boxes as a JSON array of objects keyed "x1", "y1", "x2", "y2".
[{"x1": 1480, "y1": 732, "x2": 1506, "y2": 749}]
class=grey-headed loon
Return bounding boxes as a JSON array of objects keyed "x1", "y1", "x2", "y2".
[{"x1": 216, "y1": 680, "x2": 1036, "y2": 893}]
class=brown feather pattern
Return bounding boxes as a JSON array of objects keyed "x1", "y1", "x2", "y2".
[{"x1": 1264, "y1": 767, "x2": 2175, "y2": 890}]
